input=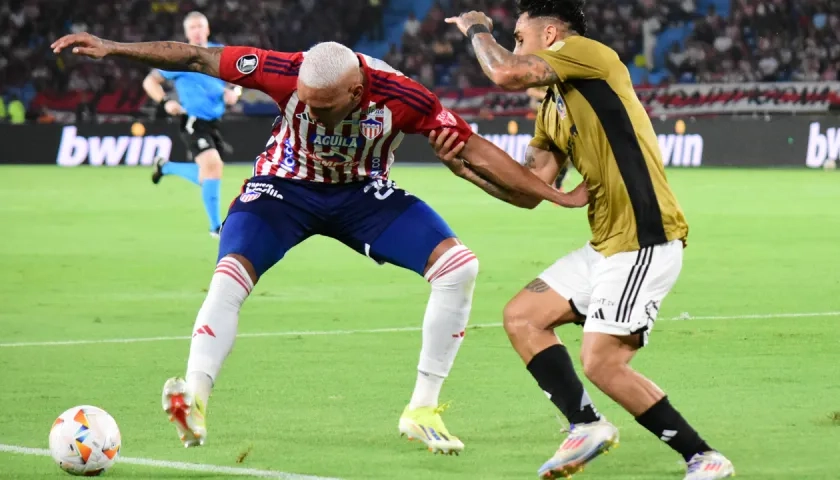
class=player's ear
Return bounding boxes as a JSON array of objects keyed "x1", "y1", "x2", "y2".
[
  {"x1": 544, "y1": 23, "x2": 559, "y2": 47},
  {"x1": 350, "y1": 83, "x2": 364, "y2": 101}
]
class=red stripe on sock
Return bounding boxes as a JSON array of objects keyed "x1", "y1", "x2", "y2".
[
  {"x1": 214, "y1": 261, "x2": 247, "y2": 284},
  {"x1": 202, "y1": 325, "x2": 216, "y2": 337},
  {"x1": 430, "y1": 254, "x2": 476, "y2": 283},
  {"x1": 215, "y1": 265, "x2": 250, "y2": 293},
  {"x1": 216, "y1": 261, "x2": 250, "y2": 290},
  {"x1": 425, "y1": 248, "x2": 471, "y2": 282},
  {"x1": 215, "y1": 259, "x2": 252, "y2": 291}
]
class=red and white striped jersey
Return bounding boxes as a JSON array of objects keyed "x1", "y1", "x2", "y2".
[{"x1": 219, "y1": 46, "x2": 474, "y2": 183}]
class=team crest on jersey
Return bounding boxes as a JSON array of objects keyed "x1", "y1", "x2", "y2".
[
  {"x1": 556, "y1": 95, "x2": 568, "y2": 120},
  {"x1": 360, "y1": 115, "x2": 384, "y2": 140},
  {"x1": 239, "y1": 191, "x2": 261, "y2": 203}
]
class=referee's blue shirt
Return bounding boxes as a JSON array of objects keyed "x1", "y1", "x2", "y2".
[{"x1": 157, "y1": 42, "x2": 227, "y2": 121}]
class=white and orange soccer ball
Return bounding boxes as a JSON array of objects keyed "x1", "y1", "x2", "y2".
[{"x1": 48, "y1": 405, "x2": 121, "y2": 476}]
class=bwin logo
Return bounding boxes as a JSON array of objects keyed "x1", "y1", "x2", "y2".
[
  {"x1": 806, "y1": 122, "x2": 840, "y2": 168},
  {"x1": 56, "y1": 126, "x2": 172, "y2": 167},
  {"x1": 657, "y1": 134, "x2": 703, "y2": 167}
]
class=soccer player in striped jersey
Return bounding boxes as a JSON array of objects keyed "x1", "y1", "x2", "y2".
[{"x1": 52, "y1": 33, "x2": 588, "y2": 456}]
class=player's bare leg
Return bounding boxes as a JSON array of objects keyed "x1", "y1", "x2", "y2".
[
  {"x1": 504, "y1": 280, "x2": 618, "y2": 479},
  {"x1": 162, "y1": 253, "x2": 255, "y2": 447},
  {"x1": 194, "y1": 148, "x2": 224, "y2": 237},
  {"x1": 580, "y1": 333, "x2": 734, "y2": 479},
  {"x1": 399, "y1": 237, "x2": 478, "y2": 455}
]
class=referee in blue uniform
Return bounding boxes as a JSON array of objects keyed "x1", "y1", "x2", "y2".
[{"x1": 143, "y1": 11, "x2": 241, "y2": 237}]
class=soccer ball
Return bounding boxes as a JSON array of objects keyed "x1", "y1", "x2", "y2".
[{"x1": 48, "y1": 405, "x2": 121, "y2": 476}]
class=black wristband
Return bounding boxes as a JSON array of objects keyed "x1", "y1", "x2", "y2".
[
  {"x1": 160, "y1": 95, "x2": 171, "y2": 105},
  {"x1": 466, "y1": 24, "x2": 491, "y2": 41}
]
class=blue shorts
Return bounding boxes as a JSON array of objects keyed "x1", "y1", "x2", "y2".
[{"x1": 218, "y1": 176, "x2": 457, "y2": 278}]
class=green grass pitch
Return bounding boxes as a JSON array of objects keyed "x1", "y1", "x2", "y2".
[{"x1": 1, "y1": 165, "x2": 839, "y2": 479}]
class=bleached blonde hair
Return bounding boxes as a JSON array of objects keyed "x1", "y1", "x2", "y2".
[
  {"x1": 299, "y1": 42, "x2": 359, "y2": 88},
  {"x1": 183, "y1": 11, "x2": 209, "y2": 27}
]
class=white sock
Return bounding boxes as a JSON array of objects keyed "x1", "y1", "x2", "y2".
[
  {"x1": 186, "y1": 257, "x2": 254, "y2": 407},
  {"x1": 409, "y1": 245, "x2": 479, "y2": 409}
]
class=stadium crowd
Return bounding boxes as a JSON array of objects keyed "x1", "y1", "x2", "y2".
[
  {"x1": 0, "y1": 0, "x2": 838, "y2": 117},
  {"x1": 0, "y1": 0, "x2": 378, "y2": 100},
  {"x1": 391, "y1": 0, "x2": 840, "y2": 87},
  {"x1": 666, "y1": 0, "x2": 840, "y2": 83}
]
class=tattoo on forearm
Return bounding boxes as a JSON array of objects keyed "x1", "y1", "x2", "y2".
[
  {"x1": 525, "y1": 279, "x2": 550, "y2": 293},
  {"x1": 470, "y1": 33, "x2": 559, "y2": 88},
  {"x1": 471, "y1": 33, "x2": 513, "y2": 81},
  {"x1": 112, "y1": 42, "x2": 222, "y2": 77},
  {"x1": 462, "y1": 167, "x2": 517, "y2": 203}
]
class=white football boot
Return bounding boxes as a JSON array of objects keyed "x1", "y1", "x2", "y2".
[
  {"x1": 161, "y1": 377, "x2": 207, "y2": 447},
  {"x1": 537, "y1": 420, "x2": 619, "y2": 479},
  {"x1": 684, "y1": 451, "x2": 735, "y2": 479}
]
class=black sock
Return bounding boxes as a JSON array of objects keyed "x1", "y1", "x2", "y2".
[
  {"x1": 635, "y1": 396, "x2": 712, "y2": 462},
  {"x1": 526, "y1": 344, "x2": 601, "y2": 425}
]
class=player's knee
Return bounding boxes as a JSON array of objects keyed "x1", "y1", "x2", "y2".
[
  {"x1": 580, "y1": 349, "x2": 618, "y2": 387},
  {"x1": 210, "y1": 255, "x2": 255, "y2": 303},
  {"x1": 502, "y1": 299, "x2": 532, "y2": 339},
  {"x1": 196, "y1": 150, "x2": 223, "y2": 179},
  {"x1": 426, "y1": 246, "x2": 479, "y2": 289},
  {"x1": 200, "y1": 160, "x2": 223, "y2": 179},
  {"x1": 222, "y1": 254, "x2": 257, "y2": 285}
]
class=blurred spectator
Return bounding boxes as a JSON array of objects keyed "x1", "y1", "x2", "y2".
[
  {"x1": 8, "y1": 94, "x2": 25, "y2": 124},
  {"x1": 0, "y1": 0, "x2": 380, "y2": 99},
  {"x1": 664, "y1": 0, "x2": 840, "y2": 83},
  {"x1": 404, "y1": 12, "x2": 421, "y2": 38}
]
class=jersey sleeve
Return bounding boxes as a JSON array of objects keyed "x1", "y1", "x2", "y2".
[
  {"x1": 532, "y1": 37, "x2": 608, "y2": 81},
  {"x1": 155, "y1": 69, "x2": 180, "y2": 80},
  {"x1": 529, "y1": 105, "x2": 552, "y2": 150},
  {"x1": 395, "y1": 78, "x2": 473, "y2": 145},
  {"x1": 218, "y1": 46, "x2": 299, "y2": 98}
]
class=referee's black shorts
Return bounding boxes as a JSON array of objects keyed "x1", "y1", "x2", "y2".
[{"x1": 176, "y1": 116, "x2": 226, "y2": 163}]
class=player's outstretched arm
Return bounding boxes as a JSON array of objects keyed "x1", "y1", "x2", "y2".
[
  {"x1": 432, "y1": 130, "x2": 536, "y2": 208},
  {"x1": 431, "y1": 129, "x2": 587, "y2": 209},
  {"x1": 446, "y1": 12, "x2": 558, "y2": 90},
  {"x1": 52, "y1": 33, "x2": 222, "y2": 78}
]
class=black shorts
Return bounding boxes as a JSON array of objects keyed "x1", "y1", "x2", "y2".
[{"x1": 177, "y1": 116, "x2": 226, "y2": 162}]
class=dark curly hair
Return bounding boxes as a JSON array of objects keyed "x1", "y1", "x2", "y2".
[{"x1": 516, "y1": 0, "x2": 588, "y2": 36}]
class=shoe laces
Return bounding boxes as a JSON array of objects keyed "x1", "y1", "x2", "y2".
[{"x1": 433, "y1": 401, "x2": 452, "y2": 415}]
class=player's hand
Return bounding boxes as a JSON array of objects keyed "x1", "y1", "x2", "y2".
[
  {"x1": 164, "y1": 100, "x2": 186, "y2": 116},
  {"x1": 564, "y1": 181, "x2": 590, "y2": 208},
  {"x1": 51, "y1": 32, "x2": 115, "y2": 59},
  {"x1": 445, "y1": 11, "x2": 493, "y2": 37},
  {"x1": 429, "y1": 128, "x2": 467, "y2": 176},
  {"x1": 223, "y1": 86, "x2": 242, "y2": 106}
]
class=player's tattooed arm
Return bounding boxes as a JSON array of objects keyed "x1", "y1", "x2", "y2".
[
  {"x1": 471, "y1": 35, "x2": 559, "y2": 90},
  {"x1": 445, "y1": 11, "x2": 559, "y2": 90},
  {"x1": 429, "y1": 130, "x2": 587, "y2": 209},
  {"x1": 458, "y1": 165, "x2": 540, "y2": 209},
  {"x1": 52, "y1": 32, "x2": 222, "y2": 77}
]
